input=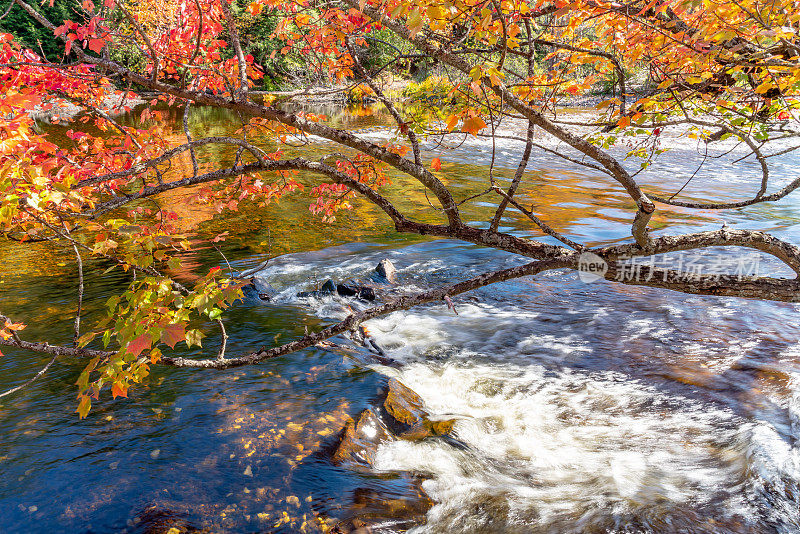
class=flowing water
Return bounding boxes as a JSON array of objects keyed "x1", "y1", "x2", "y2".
[{"x1": 1, "y1": 104, "x2": 800, "y2": 533}]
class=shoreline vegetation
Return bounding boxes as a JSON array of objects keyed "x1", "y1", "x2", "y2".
[{"x1": 30, "y1": 78, "x2": 641, "y2": 122}]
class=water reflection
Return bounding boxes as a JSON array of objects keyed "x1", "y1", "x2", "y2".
[{"x1": 1, "y1": 105, "x2": 800, "y2": 532}]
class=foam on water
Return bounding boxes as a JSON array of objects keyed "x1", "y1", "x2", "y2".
[
  {"x1": 351, "y1": 268, "x2": 800, "y2": 532},
  {"x1": 373, "y1": 361, "x2": 752, "y2": 533}
]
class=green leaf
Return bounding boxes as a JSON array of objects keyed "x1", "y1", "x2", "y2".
[
  {"x1": 76, "y1": 331, "x2": 97, "y2": 348},
  {"x1": 185, "y1": 328, "x2": 204, "y2": 348}
]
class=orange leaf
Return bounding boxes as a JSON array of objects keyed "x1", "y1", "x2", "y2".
[
  {"x1": 247, "y1": 2, "x2": 263, "y2": 15},
  {"x1": 111, "y1": 382, "x2": 128, "y2": 398},
  {"x1": 445, "y1": 114, "x2": 459, "y2": 132},
  {"x1": 431, "y1": 157, "x2": 442, "y2": 171},
  {"x1": 462, "y1": 116, "x2": 487, "y2": 136},
  {"x1": 87, "y1": 38, "x2": 105, "y2": 54}
]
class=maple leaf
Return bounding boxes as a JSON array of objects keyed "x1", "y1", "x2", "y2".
[
  {"x1": 126, "y1": 333, "x2": 151, "y2": 357},
  {"x1": 4, "y1": 320, "x2": 26, "y2": 332},
  {"x1": 111, "y1": 382, "x2": 128, "y2": 398},
  {"x1": 76, "y1": 395, "x2": 91, "y2": 419},
  {"x1": 461, "y1": 117, "x2": 487, "y2": 136},
  {"x1": 87, "y1": 38, "x2": 106, "y2": 54},
  {"x1": 445, "y1": 114, "x2": 459, "y2": 132},
  {"x1": 160, "y1": 323, "x2": 186, "y2": 349},
  {"x1": 247, "y1": 2, "x2": 263, "y2": 15}
]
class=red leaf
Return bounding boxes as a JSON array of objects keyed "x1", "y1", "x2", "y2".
[
  {"x1": 126, "y1": 333, "x2": 151, "y2": 358},
  {"x1": 431, "y1": 157, "x2": 442, "y2": 171},
  {"x1": 161, "y1": 323, "x2": 186, "y2": 349},
  {"x1": 87, "y1": 38, "x2": 106, "y2": 54}
]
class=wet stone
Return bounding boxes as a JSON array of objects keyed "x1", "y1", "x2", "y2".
[
  {"x1": 383, "y1": 378, "x2": 425, "y2": 427},
  {"x1": 332, "y1": 481, "x2": 434, "y2": 534},
  {"x1": 383, "y1": 378, "x2": 456, "y2": 440},
  {"x1": 332, "y1": 409, "x2": 394, "y2": 466},
  {"x1": 375, "y1": 259, "x2": 397, "y2": 284}
]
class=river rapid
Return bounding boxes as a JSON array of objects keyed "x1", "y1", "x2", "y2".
[{"x1": 1, "y1": 104, "x2": 800, "y2": 533}]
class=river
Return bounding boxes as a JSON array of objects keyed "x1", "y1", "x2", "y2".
[{"x1": 1, "y1": 104, "x2": 799, "y2": 533}]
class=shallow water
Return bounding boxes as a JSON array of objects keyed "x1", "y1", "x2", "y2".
[{"x1": 1, "y1": 105, "x2": 800, "y2": 533}]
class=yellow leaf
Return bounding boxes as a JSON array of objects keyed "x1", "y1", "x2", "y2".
[
  {"x1": 754, "y1": 81, "x2": 773, "y2": 94},
  {"x1": 76, "y1": 395, "x2": 91, "y2": 419}
]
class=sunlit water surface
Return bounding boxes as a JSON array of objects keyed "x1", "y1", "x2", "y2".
[{"x1": 1, "y1": 104, "x2": 800, "y2": 533}]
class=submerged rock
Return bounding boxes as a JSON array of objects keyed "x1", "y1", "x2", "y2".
[
  {"x1": 241, "y1": 277, "x2": 274, "y2": 302},
  {"x1": 332, "y1": 409, "x2": 395, "y2": 467},
  {"x1": 331, "y1": 482, "x2": 434, "y2": 533},
  {"x1": 297, "y1": 280, "x2": 376, "y2": 301}
]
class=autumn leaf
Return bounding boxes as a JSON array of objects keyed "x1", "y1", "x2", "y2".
[
  {"x1": 431, "y1": 157, "x2": 442, "y2": 171},
  {"x1": 111, "y1": 381, "x2": 128, "y2": 398},
  {"x1": 445, "y1": 114, "x2": 459, "y2": 132},
  {"x1": 87, "y1": 38, "x2": 105, "y2": 54},
  {"x1": 126, "y1": 333, "x2": 152, "y2": 357},
  {"x1": 4, "y1": 320, "x2": 26, "y2": 332},
  {"x1": 185, "y1": 328, "x2": 204, "y2": 348},
  {"x1": 76, "y1": 331, "x2": 97, "y2": 348},
  {"x1": 76, "y1": 395, "x2": 91, "y2": 419},
  {"x1": 211, "y1": 231, "x2": 229, "y2": 243},
  {"x1": 462, "y1": 116, "x2": 487, "y2": 136},
  {"x1": 160, "y1": 323, "x2": 186, "y2": 349},
  {"x1": 247, "y1": 2, "x2": 263, "y2": 15},
  {"x1": 754, "y1": 81, "x2": 774, "y2": 94}
]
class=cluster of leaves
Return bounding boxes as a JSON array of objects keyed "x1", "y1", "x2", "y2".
[
  {"x1": 0, "y1": 0, "x2": 81, "y2": 59},
  {"x1": 74, "y1": 267, "x2": 245, "y2": 417},
  {"x1": 309, "y1": 154, "x2": 389, "y2": 222}
]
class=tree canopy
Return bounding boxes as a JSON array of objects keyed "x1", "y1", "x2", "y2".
[{"x1": 1, "y1": 0, "x2": 799, "y2": 415}]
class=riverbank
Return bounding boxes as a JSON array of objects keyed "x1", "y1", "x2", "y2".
[
  {"x1": 29, "y1": 90, "x2": 146, "y2": 123},
  {"x1": 27, "y1": 76, "x2": 639, "y2": 122}
]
